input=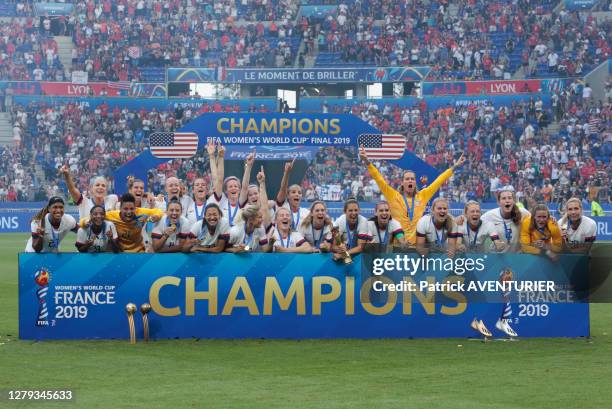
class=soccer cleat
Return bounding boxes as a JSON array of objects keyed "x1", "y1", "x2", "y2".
[
  {"x1": 471, "y1": 318, "x2": 492, "y2": 337},
  {"x1": 495, "y1": 318, "x2": 518, "y2": 337}
]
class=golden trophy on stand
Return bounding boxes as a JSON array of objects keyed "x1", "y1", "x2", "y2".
[
  {"x1": 125, "y1": 303, "x2": 137, "y2": 345},
  {"x1": 140, "y1": 303, "x2": 152, "y2": 342},
  {"x1": 331, "y1": 226, "x2": 352, "y2": 264}
]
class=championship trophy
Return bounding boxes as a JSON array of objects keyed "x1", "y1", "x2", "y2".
[
  {"x1": 331, "y1": 226, "x2": 352, "y2": 264},
  {"x1": 126, "y1": 303, "x2": 137, "y2": 344},
  {"x1": 34, "y1": 268, "x2": 51, "y2": 327},
  {"x1": 495, "y1": 267, "x2": 518, "y2": 338},
  {"x1": 140, "y1": 303, "x2": 151, "y2": 342}
]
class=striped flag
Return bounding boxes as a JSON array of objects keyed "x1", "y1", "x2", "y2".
[
  {"x1": 107, "y1": 81, "x2": 132, "y2": 90},
  {"x1": 357, "y1": 133, "x2": 406, "y2": 160},
  {"x1": 150, "y1": 132, "x2": 199, "y2": 158},
  {"x1": 127, "y1": 46, "x2": 141, "y2": 59}
]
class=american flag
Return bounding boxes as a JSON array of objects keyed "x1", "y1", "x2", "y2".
[
  {"x1": 107, "y1": 80, "x2": 132, "y2": 90},
  {"x1": 358, "y1": 134, "x2": 406, "y2": 160},
  {"x1": 150, "y1": 132, "x2": 199, "y2": 158},
  {"x1": 127, "y1": 46, "x2": 142, "y2": 59}
]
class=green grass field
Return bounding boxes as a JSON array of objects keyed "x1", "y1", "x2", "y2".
[{"x1": 1, "y1": 233, "x2": 611, "y2": 409}]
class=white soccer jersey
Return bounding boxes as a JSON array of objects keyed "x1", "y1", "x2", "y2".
[
  {"x1": 333, "y1": 214, "x2": 372, "y2": 247},
  {"x1": 558, "y1": 216, "x2": 597, "y2": 244},
  {"x1": 189, "y1": 219, "x2": 231, "y2": 247},
  {"x1": 156, "y1": 195, "x2": 194, "y2": 218},
  {"x1": 416, "y1": 215, "x2": 460, "y2": 246},
  {"x1": 277, "y1": 200, "x2": 310, "y2": 231},
  {"x1": 185, "y1": 200, "x2": 207, "y2": 225},
  {"x1": 151, "y1": 215, "x2": 191, "y2": 248},
  {"x1": 298, "y1": 222, "x2": 332, "y2": 249},
  {"x1": 367, "y1": 219, "x2": 404, "y2": 244},
  {"x1": 25, "y1": 214, "x2": 77, "y2": 253},
  {"x1": 76, "y1": 221, "x2": 118, "y2": 252},
  {"x1": 228, "y1": 223, "x2": 269, "y2": 250},
  {"x1": 207, "y1": 192, "x2": 241, "y2": 226},
  {"x1": 481, "y1": 207, "x2": 530, "y2": 252},
  {"x1": 271, "y1": 228, "x2": 307, "y2": 251},
  {"x1": 77, "y1": 194, "x2": 118, "y2": 220},
  {"x1": 457, "y1": 220, "x2": 499, "y2": 251}
]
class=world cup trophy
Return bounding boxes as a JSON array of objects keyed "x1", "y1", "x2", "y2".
[
  {"x1": 331, "y1": 226, "x2": 352, "y2": 264},
  {"x1": 495, "y1": 267, "x2": 518, "y2": 337},
  {"x1": 34, "y1": 268, "x2": 51, "y2": 327}
]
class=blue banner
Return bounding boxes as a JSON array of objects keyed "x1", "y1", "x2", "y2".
[
  {"x1": 425, "y1": 94, "x2": 551, "y2": 110},
  {"x1": 167, "y1": 67, "x2": 431, "y2": 83},
  {"x1": 19, "y1": 253, "x2": 589, "y2": 339},
  {"x1": 33, "y1": 2, "x2": 74, "y2": 15},
  {"x1": 564, "y1": 0, "x2": 596, "y2": 10},
  {"x1": 13, "y1": 96, "x2": 277, "y2": 112}
]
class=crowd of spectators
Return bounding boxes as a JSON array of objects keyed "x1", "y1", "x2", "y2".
[{"x1": 1, "y1": 76, "x2": 609, "y2": 207}]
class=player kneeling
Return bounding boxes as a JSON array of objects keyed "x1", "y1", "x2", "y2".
[
  {"x1": 184, "y1": 203, "x2": 230, "y2": 253},
  {"x1": 415, "y1": 198, "x2": 460, "y2": 257},
  {"x1": 76, "y1": 205, "x2": 120, "y2": 253},
  {"x1": 520, "y1": 203, "x2": 562, "y2": 261}
]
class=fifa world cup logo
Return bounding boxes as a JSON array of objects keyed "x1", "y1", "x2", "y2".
[{"x1": 34, "y1": 268, "x2": 51, "y2": 326}]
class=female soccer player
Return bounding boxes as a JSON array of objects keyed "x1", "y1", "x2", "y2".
[
  {"x1": 26, "y1": 196, "x2": 77, "y2": 253},
  {"x1": 155, "y1": 176, "x2": 194, "y2": 217},
  {"x1": 82, "y1": 193, "x2": 164, "y2": 253},
  {"x1": 185, "y1": 203, "x2": 230, "y2": 253},
  {"x1": 270, "y1": 207, "x2": 315, "y2": 253},
  {"x1": 226, "y1": 204, "x2": 271, "y2": 252},
  {"x1": 207, "y1": 141, "x2": 249, "y2": 227},
  {"x1": 125, "y1": 176, "x2": 155, "y2": 209},
  {"x1": 520, "y1": 203, "x2": 562, "y2": 260},
  {"x1": 76, "y1": 205, "x2": 120, "y2": 253},
  {"x1": 457, "y1": 201, "x2": 505, "y2": 253},
  {"x1": 276, "y1": 158, "x2": 310, "y2": 231},
  {"x1": 415, "y1": 197, "x2": 460, "y2": 257},
  {"x1": 557, "y1": 197, "x2": 597, "y2": 253},
  {"x1": 359, "y1": 147, "x2": 465, "y2": 244},
  {"x1": 60, "y1": 165, "x2": 118, "y2": 219},
  {"x1": 367, "y1": 201, "x2": 406, "y2": 249},
  {"x1": 298, "y1": 201, "x2": 333, "y2": 251},
  {"x1": 236, "y1": 164, "x2": 275, "y2": 229},
  {"x1": 481, "y1": 189, "x2": 530, "y2": 253},
  {"x1": 331, "y1": 198, "x2": 371, "y2": 260},
  {"x1": 185, "y1": 176, "x2": 210, "y2": 225},
  {"x1": 152, "y1": 200, "x2": 191, "y2": 253}
]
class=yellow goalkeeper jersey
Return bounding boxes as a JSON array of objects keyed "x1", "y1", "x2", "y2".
[
  {"x1": 81, "y1": 207, "x2": 163, "y2": 253},
  {"x1": 367, "y1": 163, "x2": 454, "y2": 245}
]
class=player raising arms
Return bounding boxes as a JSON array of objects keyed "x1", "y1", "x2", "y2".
[
  {"x1": 456, "y1": 201, "x2": 505, "y2": 253},
  {"x1": 367, "y1": 201, "x2": 406, "y2": 250},
  {"x1": 207, "y1": 141, "x2": 249, "y2": 227},
  {"x1": 276, "y1": 158, "x2": 310, "y2": 231},
  {"x1": 184, "y1": 203, "x2": 230, "y2": 253},
  {"x1": 558, "y1": 197, "x2": 597, "y2": 253},
  {"x1": 270, "y1": 208, "x2": 316, "y2": 253},
  {"x1": 331, "y1": 198, "x2": 371, "y2": 261},
  {"x1": 298, "y1": 201, "x2": 333, "y2": 251},
  {"x1": 26, "y1": 197, "x2": 78, "y2": 253},
  {"x1": 60, "y1": 165, "x2": 118, "y2": 220},
  {"x1": 152, "y1": 200, "x2": 191, "y2": 253},
  {"x1": 75, "y1": 205, "x2": 120, "y2": 253},
  {"x1": 481, "y1": 189, "x2": 530, "y2": 253},
  {"x1": 226, "y1": 204, "x2": 272, "y2": 253},
  {"x1": 415, "y1": 197, "x2": 460, "y2": 257},
  {"x1": 359, "y1": 147, "x2": 465, "y2": 245},
  {"x1": 520, "y1": 203, "x2": 562, "y2": 261}
]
